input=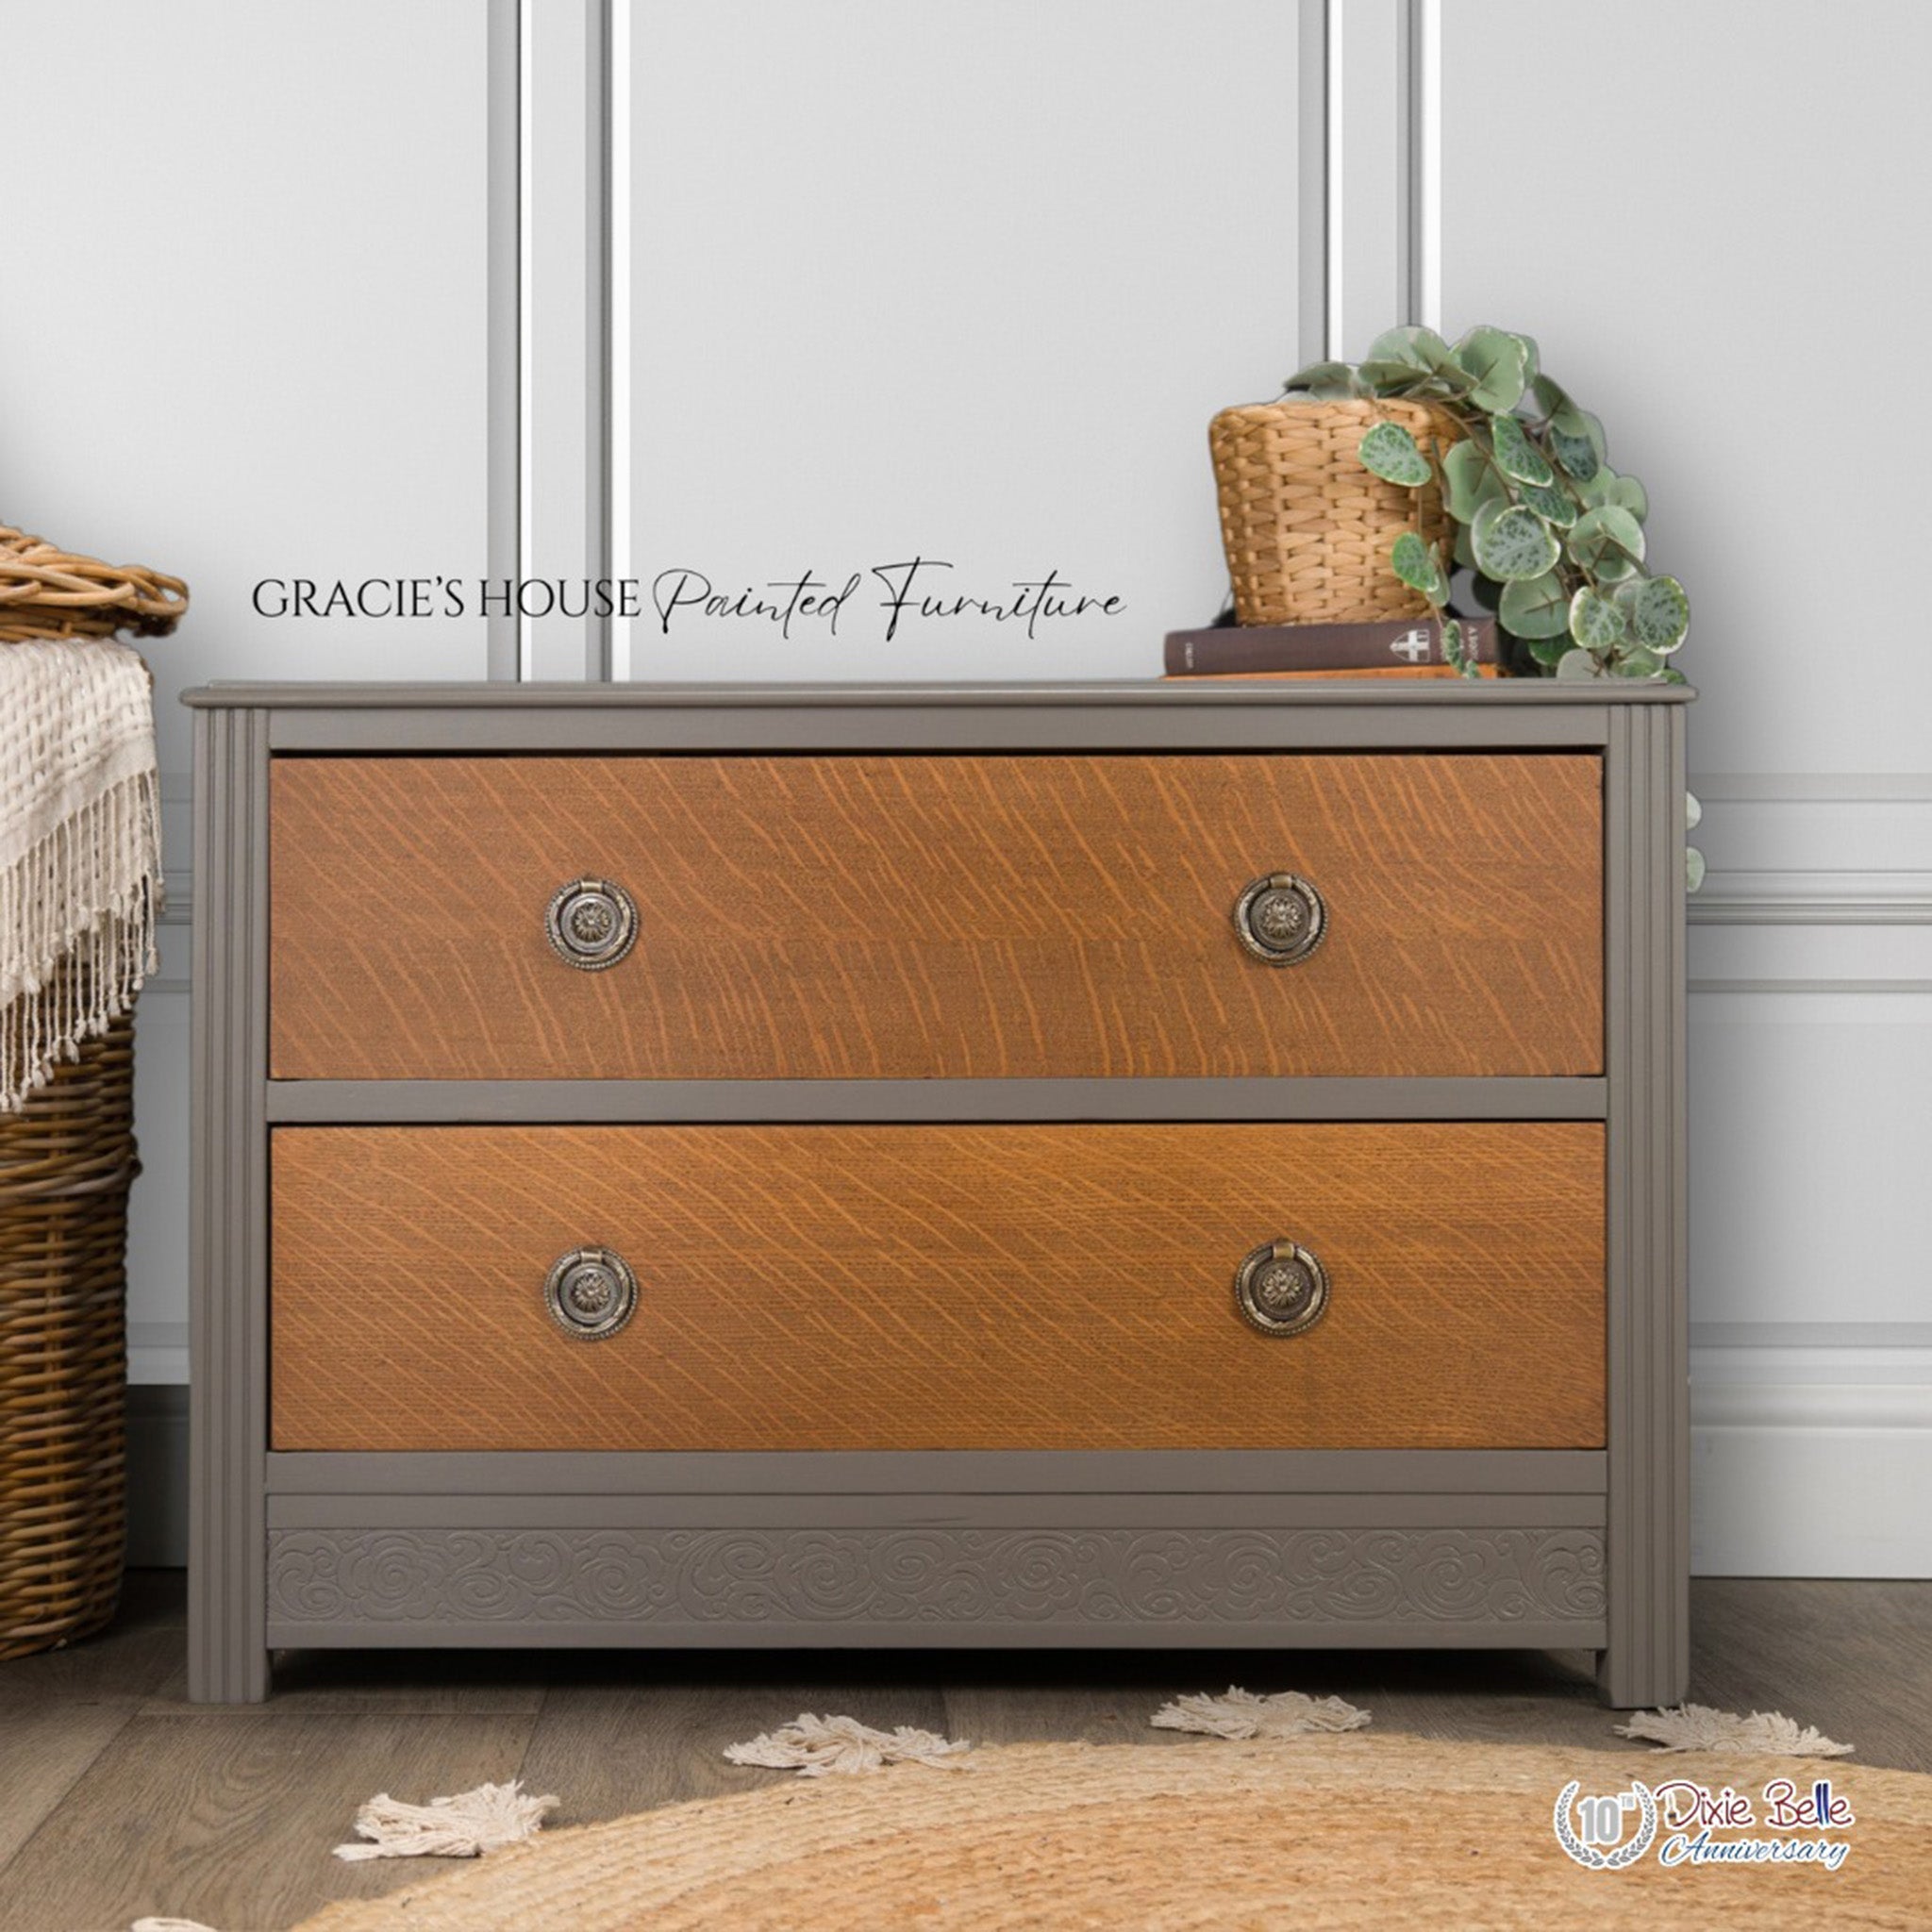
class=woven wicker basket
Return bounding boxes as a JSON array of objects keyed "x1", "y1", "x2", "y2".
[
  {"x1": 1208, "y1": 395, "x2": 1465, "y2": 627},
  {"x1": 0, "y1": 524, "x2": 188, "y2": 643},
  {"x1": 1, "y1": 521, "x2": 176, "y2": 1657},
  {"x1": 0, "y1": 967, "x2": 135, "y2": 1659}
]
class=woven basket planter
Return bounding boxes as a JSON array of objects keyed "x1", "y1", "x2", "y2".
[
  {"x1": 0, "y1": 969, "x2": 135, "y2": 1658},
  {"x1": 1208, "y1": 396, "x2": 1465, "y2": 627}
]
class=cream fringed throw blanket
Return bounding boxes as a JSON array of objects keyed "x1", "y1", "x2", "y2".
[{"x1": 0, "y1": 639, "x2": 161, "y2": 1111}]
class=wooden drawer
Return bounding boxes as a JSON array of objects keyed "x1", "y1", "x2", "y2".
[
  {"x1": 270, "y1": 1122, "x2": 1605, "y2": 1453},
  {"x1": 268, "y1": 753, "x2": 1603, "y2": 1081}
]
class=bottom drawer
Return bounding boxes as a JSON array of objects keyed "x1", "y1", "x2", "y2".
[{"x1": 269, "y1": 1123, "x2": 1604, "y2": 1453}]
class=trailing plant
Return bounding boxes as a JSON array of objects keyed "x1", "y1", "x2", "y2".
[{"x1": 1285, "y1": 326, "x2": 1689, "y2": 683}]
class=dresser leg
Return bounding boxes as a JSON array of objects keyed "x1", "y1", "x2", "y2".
[
  {"x1": 187, "y1": 705, "x2": 273, "y2": 1707},
  {"x1": 1594, "y1": 1600, "x2": 1690, "y2": 1710},
  {"x1": 185, "y1": 1630, "x2": 270, "y2": 1705},
  {"x1": 1598, "y1": 702, "x2": 1690, "y2": 1715},
  {"x1": 186, "y1": 1492, "x2": 269, "y2": 1703}
]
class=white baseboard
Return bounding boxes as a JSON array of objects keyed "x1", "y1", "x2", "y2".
[
  {"x1": 125, "y1": 1384, "x2": 188, "y2": 1569},
  {"x1": 128, "y1": 1322, "x2": 190, "y2": 1386},
  {"x1": 1690, "y1": 1422, "x2": 1932, "y2": 1578},
  {"x1": 1690, "y1": 1351, "x2": 1932, "y2": 1577}
]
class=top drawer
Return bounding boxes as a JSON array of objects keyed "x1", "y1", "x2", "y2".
[{"x1": 269, "y1": 753, "x2": 1602, "y2": 1081}]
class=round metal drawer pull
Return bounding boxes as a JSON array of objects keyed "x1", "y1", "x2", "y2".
[
  {"x1": 542, "y1": 1246, "x2": 639, "y2": 1341},
  {"x1": 545, "y1": 877, "x2": 638, "y2": 971},
  {"x1": 1233, "y1": 872, "x2": 1327, "y2": 966},
  {"x1": 1234, "y1": 1240, "x2": 1329, "y2": 1338}
]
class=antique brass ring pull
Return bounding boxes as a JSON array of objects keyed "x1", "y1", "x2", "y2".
[
  {"x1": 1234, "y1": 1240, "x2": 1329, "y2": 1337},
  {"x1": 545, "y1": 877, "x2": 638, "y2": 971},
  {"x1": 543, "y1": 1246, "x2": 638, "y2": 1340},
  {"x1": 1233, "y1": 873, "x2": 1326, "y2": 965}
]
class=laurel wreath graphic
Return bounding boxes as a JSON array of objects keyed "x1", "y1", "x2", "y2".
[{"x1": 1553, "y1": 1778, "x2": 1659, "y2": 1870}]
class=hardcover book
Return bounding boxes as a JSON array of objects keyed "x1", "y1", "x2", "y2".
[{"x1": 1164, "y1": 615, "x2": 1500, "y2": 677}]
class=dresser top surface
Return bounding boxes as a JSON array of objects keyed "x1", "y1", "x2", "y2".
[{"x1": 181, "y1": 677, "x2": 1695, "y2": 710}]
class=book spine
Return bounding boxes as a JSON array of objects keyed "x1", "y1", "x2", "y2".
[
  {"x1": 1163, "y1": 664, "x2": 1500, "y2": 682},
  {"x1": 1164, "y1": 617, "x2": 1497, "y2": 676}
]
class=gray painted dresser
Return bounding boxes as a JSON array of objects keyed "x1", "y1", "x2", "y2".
[{"x1": 183, "y1": 679, "x2": 1690, "y2": 1704}]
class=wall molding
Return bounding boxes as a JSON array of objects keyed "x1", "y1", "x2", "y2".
[
  {"x1": 1297, "y1": 0, "x2": 1334, "y2": 363},
  {"x1": 1691, "y1": 887, "x2": 1932, "y2": 927},
  {"x1": 486, "y1": 0, "x2": 521, "y2": 679},
  {"x1": 1688, "y1": 773, "x2": 1932, "y2": 929},
  {"x1": 1398, "y1": 0, "x2": 1440, "y2": 330},
  {"x1": 1691, "y1": 774, "x2": 1932, "y2": 805},
  {"x1": 1697, "y1": 1382, "x2": 1932, "y2": 1431},
  {"x1": 1695, "y1": 1321, "x2": 1932, "y2": 1348},
  {"x1": 1690, "y1": 977, "x2": 1932, "y2": 995}
]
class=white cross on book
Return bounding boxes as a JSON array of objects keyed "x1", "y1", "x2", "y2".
[{"x1": 1391, "y1": 626, "x2": 1432, "y2": 663}]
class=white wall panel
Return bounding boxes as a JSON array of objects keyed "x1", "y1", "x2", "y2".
[
  {"x1": 4, "y1": 0, "x2": 491, "y2": 778},
  {"x1": 1441, "y1": 2, "x2": 1932, "y2": 1573},
  {"x1": 1441, "y1": 0, "x2": 1932, "y2": 779},
  {"x1": 525, "y1": 0, "x2": 608, "y2": 680},
  {"x1": 619, "y1": 0, "x2": 1300, "y2": 679},
  {"x1": 1689, "y1": 989, "x2": 1932, "y2": 1331},
  {"x1": 6, "y1": 1, "x2": 492, "y2": 1395}
]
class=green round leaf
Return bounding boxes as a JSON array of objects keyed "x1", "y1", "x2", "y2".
[
  {"x1": 1616, "y1": 573, "x2": 1690, "y2": 653},
  {"x1": 1685, "y1": 791, "x2": 1703, "y2": 832},
  {"x1": 1568, "y1": 505, "x2": 1645, "y2": 582},
  {"x1": 1499, "y1": 571, "x2": 1571, "y2": 640},
  {"x1": 1441, "y1": 618, "x2": 1481, "y2": 678},
  {"x1": 1569, "y1": 584, "x2": 1628, "y2": 650},
  {"x1": 1555, "y1": 648, "x2": 1604, "y2": 680},
  {"x1": 1472, "y1": 500, "x2": 1560, "y2": 582},
  {"x1": 1548, "y1": 425, "x2": 1600, "y2": 483},
  {"x1": 1452, "y1": 326, "x2": 1530, "y2": 412},
  {"x1": 1527, "y1": 633, "x2": 1574, "y2": 669},
  {"x1": 1453, "y1": 524, "x2": 1480, "y2": 570},
  {"x1": 1356, "y1": 359, "x2": 1437, "y2": 394},
  {"x1": 1489, "y1": 412, "x2": 1555, "y2": 488},
  {"x1": 1282, "y1": 358, "x2": 1359, "y2": 395},
  {"x1": 1611, "y1": 644, "x2": 1665, "y2": 677},
  {"x1": 1357, "y1": 420, "x2": 1432, "y2": 487},
  {"x1": 1517, "y1": 480, "x2": 1579, "y2": 527},
  {"x1": 1686, "y1": 846, "x2": 1707, "y2": 893},
  {"x1": 1366, "y1": 325, "x2": 1452, "y2": 372},
  {"x1": 1551, "y1": 403, "x2": 1607, "y2": 458},
  {"x1": 1578, "y1": 469, "x2": 1650, "y2": 521},
  {"x1": 1529, "y1": 374, "x2": 1569, "y2": 421},
  {"x1": 1390, "y1": 531, "x2": 1447, "y2": 602},
  {"x1": 1441, "y1": 441, "x2": 1506, "y2": 522}
]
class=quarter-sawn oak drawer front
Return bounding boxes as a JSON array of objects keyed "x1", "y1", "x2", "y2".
[
  {"x1": 269, "y1": 1123, "x2": 1606, "y2": 1453},
  {"x1": 268, "y1": 754, "x2": 1603, "y2": 1080}
]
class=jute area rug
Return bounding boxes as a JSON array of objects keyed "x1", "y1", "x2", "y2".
[{"x1": 293, "y1": 1733, "x2": 1931, "y2": 1931}]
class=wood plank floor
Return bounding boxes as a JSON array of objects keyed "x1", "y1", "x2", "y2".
[{"x1": 0, "y1": 1572, "x2": 1926, "y2": 1931}]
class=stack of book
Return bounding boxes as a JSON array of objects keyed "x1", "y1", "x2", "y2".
[{"x1": 1163, "y1": 615, "x2": 1500, "y2": 680}]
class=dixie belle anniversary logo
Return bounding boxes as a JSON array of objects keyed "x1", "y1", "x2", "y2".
[{"x1": 1554, "y1": 1775, "x2": 1856, "y2": 1873}]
